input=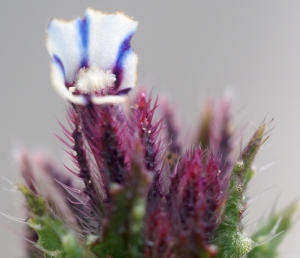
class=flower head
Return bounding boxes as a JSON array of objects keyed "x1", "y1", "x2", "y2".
[{"x1": 47, "y1": 8, "x2": 138, "y2": 105}]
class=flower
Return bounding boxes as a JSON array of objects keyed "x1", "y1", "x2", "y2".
[{"x1": 46, "y1": 8, "x2": 138, "y2": 105}]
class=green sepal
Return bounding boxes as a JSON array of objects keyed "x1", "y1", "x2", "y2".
[
  {"x1": 28, "y1": 217, "x2": 65, "y2": 258},
  {"x1": 19, "y1": 184, "x2": 85, "y2": 258},
  {"x1": 215, "y1": 162, "x2": 257, "y2": 258},
  {"x1": 215, "y1": 124, "x2": 266, "y2": 258},
  {"x1": 241, "y1": 124, "x2": 266, "y2": 189},
  {"x1": 18, "y1": 184, "x2": 46, "y2": 216},
  {"x1": 28, "y1": 216, "x2": 85, "y2": 258}
]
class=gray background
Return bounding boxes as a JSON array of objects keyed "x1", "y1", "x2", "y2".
[{"x1": 1, "y1": 1, "x2": 300, "y2": 257}]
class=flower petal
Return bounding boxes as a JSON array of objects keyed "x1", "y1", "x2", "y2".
[
  {"x1": 90, "y1": 94, "x2": 126, "y2": 105},
  {"x1": 116, "y1": 47, "x2": 138, "y2": 92},
  {"x1": 50, "y1": 58, "x2": 87, "y2": 105},
  {"x1": 47, "y1": 17, "x2": 84, "y2": 85},
  {"x1": 86, "y1": 8, "x2": 138, "y2": 91}
]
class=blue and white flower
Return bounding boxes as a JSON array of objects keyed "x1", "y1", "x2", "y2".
[{"x1": 47, "y1": 8, "x2": 138, "y2": 105}]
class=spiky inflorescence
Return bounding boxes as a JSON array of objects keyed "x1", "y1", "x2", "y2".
[
  {"x1": 57, "y1": 107, "x2": 105, "y2": 234},
  {"x1": 130, "y1": 89, "x2": 165, "y2": 173},
  {"x1": 145, "y1": 148, "x2": 226, "y2": 257},
  {"x1": 74, "y1": 104, "x2": 131, "y2": 185}
]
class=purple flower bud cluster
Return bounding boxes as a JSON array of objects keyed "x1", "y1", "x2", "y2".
[{"x1": 53, "y1": 88, "x2": 232, "y2": 256}]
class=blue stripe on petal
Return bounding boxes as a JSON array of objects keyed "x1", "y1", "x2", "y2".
[
  {"x1": 113, "y1": 32, "x2": 135, "y2": 89},
  {"x1": 77, "y1": 16, "x2": 89, "y2": 68},
  {"x1": 116, "y1": 88, "x2": 132, "y2": 96},
  {"x1": 53, "y1": 55, "x2": 65, "y2": 77}
]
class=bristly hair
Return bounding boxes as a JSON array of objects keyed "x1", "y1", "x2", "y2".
[
  {"x1": 145, "y1": 147, "x2": 225, "y2": 257},
  {"x1": 144, "y1": 208, "x2": 175, "y2": 258},
  {"x1": 202, "y1": 151, "x2": 228, "y2": 241},
  {"x1": 129, "y1": 89, "x2": 173, "y2": 217},
  {"x1": 129, "y1": 89, "x2": 166, "y2": 173},
  {"x1": 57, "y1": 107, "x2": 106, "y2": 234},
  {"x1": 74, "y1": 104, "x2": 131, "y2": 185}
]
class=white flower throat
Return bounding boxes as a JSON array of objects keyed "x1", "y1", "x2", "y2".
[{"x1": 71, "y1": 66, "x2": 116, "y2": 94}]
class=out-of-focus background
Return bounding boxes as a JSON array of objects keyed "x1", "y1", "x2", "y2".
[{"x1": 1, "y1": 1, "x2": 300, "y2": 257}]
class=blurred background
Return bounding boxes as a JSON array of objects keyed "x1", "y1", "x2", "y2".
[{"x1": 1, "y1": 1, "x2": 300, "y2": 257}]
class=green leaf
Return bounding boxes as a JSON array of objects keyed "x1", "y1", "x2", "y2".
[{"x1": 19, "y1": 185, "x2": 85, "y2": 258}]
